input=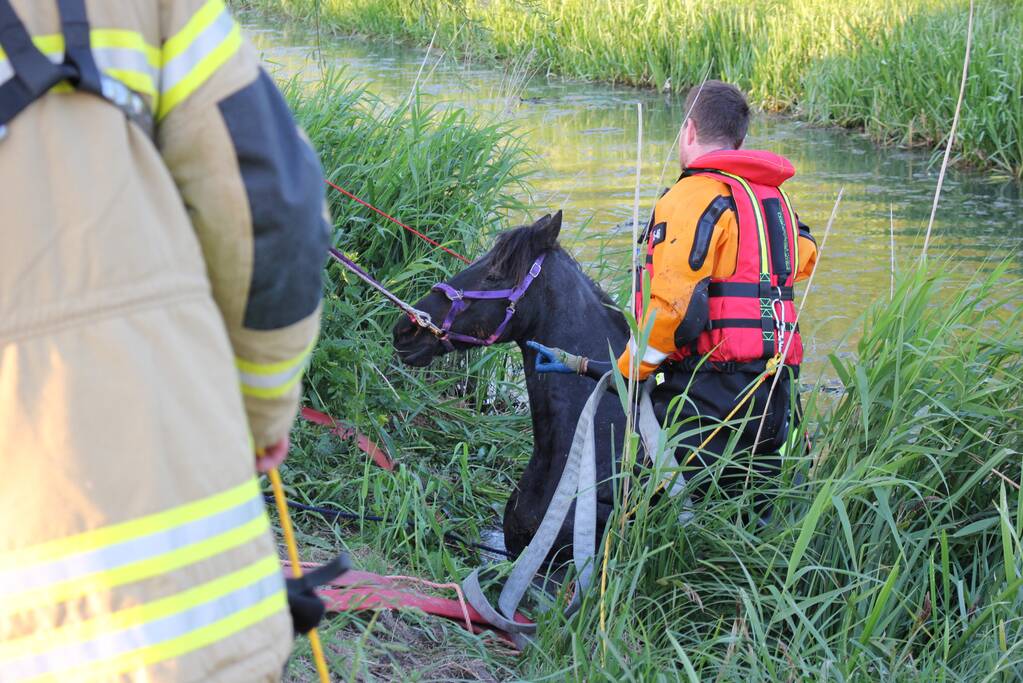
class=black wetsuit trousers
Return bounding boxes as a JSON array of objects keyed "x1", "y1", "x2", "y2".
[{"x1": 649, "y1": 364, "x2": 796, "y2": 511}]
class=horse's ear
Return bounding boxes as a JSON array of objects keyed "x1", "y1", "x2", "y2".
[{"x1": 532, "y1": 210, "x2": 563, "y2": 250}]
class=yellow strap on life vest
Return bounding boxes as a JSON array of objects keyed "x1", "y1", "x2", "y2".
[
  {"x1": 778, "y1": 186, "x2": 799, "y2": 282},
  {"x1": 712, "y1": 170, "x2": 771, "y2": 277}
]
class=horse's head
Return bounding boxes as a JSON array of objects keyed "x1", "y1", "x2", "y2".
[{"x1": 392, "y1": 211, "x2": 563, "y2": 366}]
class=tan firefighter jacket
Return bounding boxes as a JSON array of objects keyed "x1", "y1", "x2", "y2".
[{"x1": 0, "y1": 0, "x2": 330, "y2": 680}]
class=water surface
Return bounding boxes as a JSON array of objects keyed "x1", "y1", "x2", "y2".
[{"x1": 244, "y1": 18, "x2": 1022, "y2": 381}]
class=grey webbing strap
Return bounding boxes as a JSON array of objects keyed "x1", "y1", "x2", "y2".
[
  {"x1": 462, "y1": 372, "x2": 613, "y2": 647},
  {"x1": 639, "y1": 382, "x2": 695, "y2": 526},
  {"x1": 463, "y1": 374, "x2": 698, "y2": 646},
  {"x1": 638, "y1": 382, "x2": 687, "y2": 498}
]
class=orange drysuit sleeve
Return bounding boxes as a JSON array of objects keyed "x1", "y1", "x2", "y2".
[
  {"x1": 795, "y1": 219, "x2": 818, "y2": 282},
  {"x1": 617, "y1": 176, "x2": 737, "y2": 380}
]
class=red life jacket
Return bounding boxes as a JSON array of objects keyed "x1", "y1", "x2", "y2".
[{"x1": 637, "y1": 149, "x2": 804, "y2": 367}]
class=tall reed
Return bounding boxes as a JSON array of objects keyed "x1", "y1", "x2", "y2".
[
  {"x1": 265, "y1": 47, "x2": 1023, "y2": 683},
  {"x1": 237, "y1": 0, "x2": 1023, "y2": 177},
  {"x1": 526, "y1": 261, "x2": 1023, "y2": 680}
]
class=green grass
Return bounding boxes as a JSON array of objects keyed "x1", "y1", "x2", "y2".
[
  {"x1": 272, "y1": 70, "x2": 539, "y2": 678},
  {"x1": 236, "y1": 0, "x2": 1023, "y2": 178},
  {"x1": 526, "y1": 261, "x2": 1023, "y2": 681},
  {"x1": 284, "y1": 67, "x2": 536, "y2": 434},
  {"x1": 268, "y1": 70, "x2": 1023, "y2": 680}
]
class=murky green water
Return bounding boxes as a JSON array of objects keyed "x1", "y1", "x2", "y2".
[{"x1": 244, "y1": 18, "x2": 1022, "y2": 381}]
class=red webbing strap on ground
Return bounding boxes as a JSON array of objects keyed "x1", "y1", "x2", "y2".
[
  {"x1": 324, "y1": 179, "x2": 471, "y2": 264},
  {"x1": 283, "y1": 563, "x2": 531, "y2": 649},
  {"x1": 300, "y1": 407, "x2": 395, "y2": 472}
]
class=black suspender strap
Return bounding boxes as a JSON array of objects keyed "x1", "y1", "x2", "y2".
[
  {"x1": 0, "y1": 0, "x2": 153, "y2": 140},
  {"x1": 56, "y1": 0, "x2": 102, "y2": 96},
  {"x1": 0, "y1": 0, "x2": 73, "y2": 126}
]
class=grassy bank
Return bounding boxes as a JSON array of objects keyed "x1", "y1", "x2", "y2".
[
  {"x1": 238, "y1": 0, "x2": 1023, "y2": 178},
  {"x1": 269, "y1": 69, "x2": 1023, "y2": 680},
  {"x1": 276, "y1": 70, "x2": 535, "y2": 679}
]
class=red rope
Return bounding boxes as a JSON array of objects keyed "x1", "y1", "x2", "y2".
[{"x1": 324, "y1": 179, "x2": 471, "y2": 264}]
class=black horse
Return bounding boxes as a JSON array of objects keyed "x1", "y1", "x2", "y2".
[{"x1": 392, "y1": 211, "x2": 630, "y2": 558}]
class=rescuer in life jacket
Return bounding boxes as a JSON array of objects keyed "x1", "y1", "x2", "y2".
[
  {"x1": 529, "y1": 80, "x2": 818, "y2": 510},
  {"x1": 1, "y1": 1, "x2": 331, "y2": 680}
]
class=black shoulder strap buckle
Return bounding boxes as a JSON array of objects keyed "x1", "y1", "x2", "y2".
[{"x1": 0, "y1": 0, "x2": 153, "y2": 140}]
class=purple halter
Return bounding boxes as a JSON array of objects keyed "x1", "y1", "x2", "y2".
[{"x1": 430, "y1": 254, "x2": 546, "y2": 350}]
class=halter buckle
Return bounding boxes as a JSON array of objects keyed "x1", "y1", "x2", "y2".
[
  {"x1": 529, "y1": 262, "x2": 543, "y2": 278},
  {"x1": 410, "y1": 308, "x2": 437, "y2": 331}
]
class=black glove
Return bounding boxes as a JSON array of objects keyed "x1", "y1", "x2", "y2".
[{"x1": 286, "y1": 552, "x2": 350, "y2": 635}]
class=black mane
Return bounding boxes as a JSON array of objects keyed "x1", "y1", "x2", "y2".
[
  {"x1": 486, "y1": 224, "x2": 627, "y2": 335},
  {"x1": 486, "y1": 224, "x2": 542, "y2": 280}
]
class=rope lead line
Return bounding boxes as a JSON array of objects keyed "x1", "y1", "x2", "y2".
[
  {"x1": 324, "y1": 179, "x2": 471, "y2": 264},
  {"x1": 269, "y1": 468, "x2": 331, "y2": 683}
]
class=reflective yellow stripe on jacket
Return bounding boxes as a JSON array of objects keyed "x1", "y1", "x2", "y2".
[
  {"x1": 0, "y1": 0, "x2": 244, "y2": 122},
  {"x1": 159, "y1": 0, "x2": 242, "y2": 120},
  {"x1": 0, "y1": 479, "x2": 285, "y2": 682},
  {"x1": 236, "y1": 338, "x2": 316, "y2": 400},
  {"x1": 0, "y1": 30, "x2": 160, "y2": 102}
]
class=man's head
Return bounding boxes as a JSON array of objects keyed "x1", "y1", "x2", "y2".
[{"x1": 679, "y1": 80, "x2": 750, "y2": 169}]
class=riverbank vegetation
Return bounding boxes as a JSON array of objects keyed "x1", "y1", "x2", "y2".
[
  {"x1": 237, "y1": 0, "x2": 1023, "y2": 178},
  {"x1": 269, "y1": 69, "x2": 1023, "y2": 680}
]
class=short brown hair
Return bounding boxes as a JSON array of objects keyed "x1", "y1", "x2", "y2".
[{"x1": 684, "y1": 80, "x2": 750, "y2": 149}]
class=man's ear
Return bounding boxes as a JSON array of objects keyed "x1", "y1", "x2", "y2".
[
  {"x1": 532, "y1": 210, "x2": 563, "y2": 250},
  {"x1": 685, "y1": 118, "x2": 698, "y2": 145}
]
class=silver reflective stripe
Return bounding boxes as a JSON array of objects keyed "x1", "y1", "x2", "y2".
[
  {"x1": 160, "y1": 9, "x2": 234, "y2": 95},
  {"x1": 0, "y1": 48, "x2": 155, "y2": 90},
  {"x1": 628, "y1": 338, "x2": 669, "y2": 366},
  {"x1": 0, "y1": 494, "x2": 264, "y2": 598},
  {"x1": 92, "y1": 47, "x2": 159, "y2": 84},
  {"x1": 237, "y1": 360, "x2": 305, "y2": 392},
  {"x1": 2, "y1": 572, "x2": 283, "y2": 680}
]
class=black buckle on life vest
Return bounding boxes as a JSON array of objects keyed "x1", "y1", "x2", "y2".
[{"x1": 708, "y1": 282, "x2": 794, "y2": 300}]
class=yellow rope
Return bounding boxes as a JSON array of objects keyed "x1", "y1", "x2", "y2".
[
  {"x1": 599, "y1": 357, "x2": 778, "y2": 631},
  {"x1": 269, "y1": 468, "x2": 332, "y2": 683}
]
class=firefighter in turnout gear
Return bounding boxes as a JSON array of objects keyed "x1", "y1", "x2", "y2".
[
  {"x1": 0, "y1": 0, "x2": 329, "y2": 680},
  {"x1": 531, "y1": 80, "x2": 818, "y2": 503}
]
